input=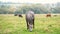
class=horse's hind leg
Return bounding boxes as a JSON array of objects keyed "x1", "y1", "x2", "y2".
[{"x1": 33, "y1": 19, "x2": 34, "y2": 28}]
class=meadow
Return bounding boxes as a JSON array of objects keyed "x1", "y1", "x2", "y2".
[{"x1": 0, "y1": 14, "x2": 60, "y2": 34}]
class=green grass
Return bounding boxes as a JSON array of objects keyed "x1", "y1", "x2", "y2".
[{"x1": 0, "y1": 14, "x2": 60, "y2": 34}]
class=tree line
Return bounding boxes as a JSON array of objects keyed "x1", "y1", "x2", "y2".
[{"x1": 0, "y1": 4, "x2": 60, "y2": 14}]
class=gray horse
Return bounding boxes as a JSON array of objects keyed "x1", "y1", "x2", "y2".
[{"x1": 26, "y1": 11, "x2": 34, "y2": 32}]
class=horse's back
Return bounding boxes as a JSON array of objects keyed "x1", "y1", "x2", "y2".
[{"x1": 26, "y1": 11, "x2": 34, "y2": 20}]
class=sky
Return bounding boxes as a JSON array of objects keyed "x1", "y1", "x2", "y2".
[{"x1": 0, "y1": 0, "x2": 60, "y2": 4}]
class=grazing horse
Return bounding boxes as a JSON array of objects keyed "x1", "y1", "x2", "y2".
[
  {"x1": 14, "y1": 14, "x2": 17, "y2": 16},
  {"x1": 18, "y1": 14, "x2": 23, "y2": 17},
  {"x1": 46, "y1": 14, "x2": 51, "y2": 17},
  {"x1": 14, "y1": 14, "x2": 23, "y2": 17},
  {"x1": 26, "y1": 11, "x2": 34, "y2": 32},
  {"x1": 54, "y1": 15, "x2": 57, "y2": 17}
]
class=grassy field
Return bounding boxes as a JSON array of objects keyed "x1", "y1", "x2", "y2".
[{"x1": 0, "y1": 14, "x2": 60, "y2": 34}]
